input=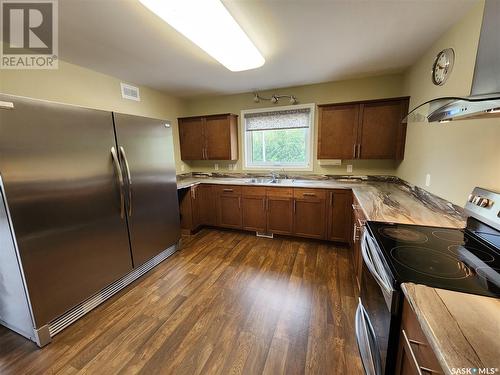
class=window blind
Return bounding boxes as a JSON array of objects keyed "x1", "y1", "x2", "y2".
[{"x1": 244, "y1": 108, "x2": 311, "y2": 131}]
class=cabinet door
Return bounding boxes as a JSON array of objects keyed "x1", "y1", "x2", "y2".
[
  {"x1": 242, "y1": 187, "x2": 266, "y2": 232},
  {"x1": 216, "y1": 186, "x2": 242, "y2": 229},
  {"x1": 197, "y1": 185, "x2": 217, "y2": 226},
  {"x1": 267, "y1": 198, "x2": 293, "y2": 235},
  {"x1": 293, "y1": 189, "x2": 327, "y2": 239},
  {"x1": 190, "y1": 185, "x2": 201, "y2": 229},
  {"x1": 395, "y1": 300, "x2": 444, "y2": 375},
  {"x1": 204, "y1": 115, "x2": 238, "y2": 160},
  {"x1": 358, "y1": 100, "x2": 406, "y2": 159},
  {"x1": 317, "y1": 104, "x2": 359, "y2": 159},
  {"x1": 178, "y1": 117, "x2": 205, "y2": 160},
  {"x1": 178, "y1": 188, "x2": 196, "y2": 233},
  {"x1": 327, "y1": 190, "x2": 352, "y2": 242}
]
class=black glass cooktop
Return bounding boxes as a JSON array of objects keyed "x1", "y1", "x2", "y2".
[{"x1": 367, "y1": 221, "x2": 500, "y2": 298}]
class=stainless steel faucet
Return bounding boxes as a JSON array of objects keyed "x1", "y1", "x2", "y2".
[{"x1": 270, "y1": 170, "x2": 279, "y2": 182}]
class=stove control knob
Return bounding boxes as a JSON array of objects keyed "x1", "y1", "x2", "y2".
[
  {"x1": 472, "y1": 196, "x2": 481, "y2": 204},
  {"x1": 479, "y1": 198, "x2": 492, "y2": 208},
  {"x1": 468, "y1": 194, "x2": 475, "y2": 203}
]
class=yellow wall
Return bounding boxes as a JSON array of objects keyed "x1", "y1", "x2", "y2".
[
  {"x1": 0, "y1": 59, "x2": 190, "y2": 174},
  {"x1": 184, "y1": 74, "x2": 405, "y2": 175},
  {"x1": 398, "y1": 0, "x2": 500, "y2": 205}
]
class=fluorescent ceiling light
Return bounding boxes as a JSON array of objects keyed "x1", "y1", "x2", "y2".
[{"x1": 138, "y1": 0, "x2": 265, "y2": 72}]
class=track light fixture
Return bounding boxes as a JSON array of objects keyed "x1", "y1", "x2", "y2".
[{"x1": 253, "y1": 92, "x2": 297, "y2": 105}]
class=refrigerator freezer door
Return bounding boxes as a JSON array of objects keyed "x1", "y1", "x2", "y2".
[
  {"x1": 0, "y1": 94, "x2": 133, "y2": 327},
  {"x1": 113, "y1": 113, "x2": 180, "y2": 267}
]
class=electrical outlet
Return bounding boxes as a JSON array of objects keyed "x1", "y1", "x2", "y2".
[
  {"x1": 347, "y1": 164, "x2": 353, "y2": 173},
  {"x1": 425, "y1": 174, "x2": 431, "y2": 187},
  {"x1": 214, "y1": 163, "x2": 219, "y2": 171}
]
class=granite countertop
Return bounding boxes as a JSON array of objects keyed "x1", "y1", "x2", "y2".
[
  {"x1": 402, "y1": 283, "x2": 500, "y2": 375},
  {"x1": 177, "y1": 174, "x2": 466, "y2": 228}
]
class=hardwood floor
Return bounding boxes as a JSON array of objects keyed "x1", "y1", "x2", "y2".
[{"x1": 0, "y1": 229, "x2": 363, "y2": 375}]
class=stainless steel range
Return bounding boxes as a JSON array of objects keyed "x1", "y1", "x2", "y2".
[{"x1": 355, "y1": 187, "x2": 500, "y2": 375}]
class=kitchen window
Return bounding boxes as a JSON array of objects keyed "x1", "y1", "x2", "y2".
[{"x1": 242, "y1": 104, "x2": 314, "y2": 170}]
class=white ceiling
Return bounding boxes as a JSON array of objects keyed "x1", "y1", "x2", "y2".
[{"x1": 59, "y1": 0, "x2": 478, "y2": 97}]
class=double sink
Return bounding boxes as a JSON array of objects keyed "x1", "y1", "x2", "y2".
[
  {"x1": 247, "y1": 178, "x2": 288, "y2": 184},
  {"x1": 246, "y1": 178, "x2": 321, "y2": 185}
]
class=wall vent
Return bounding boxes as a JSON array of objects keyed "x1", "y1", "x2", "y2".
[{"x1": 120, "y1": 83, "x2": 141, "y2": 101}]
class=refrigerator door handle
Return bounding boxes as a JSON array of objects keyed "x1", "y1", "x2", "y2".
[
  {"x1": 119, "y1": 146, "x2": 133, "y2": 217},
  {"x1": 111, "y1": 147, "x2": 125, "y2": 219}
]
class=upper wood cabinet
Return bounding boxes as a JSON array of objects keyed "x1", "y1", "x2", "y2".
[
  {"x1": 317, "y1": 104, "x2": 360, "y2": 160},
  {"x1": 178, "y1": 117, "x2": 205, "y2": 160},
  {"x1": 178, "y1": 113, "x2": 238, "y2": 161},
  {"x1": 317, "y1": 97, "x2": 409, "y2": 160}
]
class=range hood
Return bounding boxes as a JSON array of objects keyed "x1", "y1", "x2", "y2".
[{"x1": 406, "y1": 0, "x2": 500, "y2": 123}]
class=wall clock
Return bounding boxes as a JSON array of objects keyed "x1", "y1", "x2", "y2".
[{"x1": 432, "y1": 48, "x2": 455, "y2": 86}]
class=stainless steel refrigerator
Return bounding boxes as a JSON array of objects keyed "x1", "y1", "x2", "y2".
[{"x1": 0, "y1": 94, "x2": 180, "y2": 346}]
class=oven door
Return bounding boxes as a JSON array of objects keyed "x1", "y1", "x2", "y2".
[{"x1": 356, "y1": 230, "x2": 400, "y2": 375}]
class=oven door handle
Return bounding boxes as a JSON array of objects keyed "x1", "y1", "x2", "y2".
[
  {"x1": 361, "y1": 231, "x2": 395, "y2": 296},
  {"x1": 355, "y1": 299, "x2": 382, "y2": 375}
]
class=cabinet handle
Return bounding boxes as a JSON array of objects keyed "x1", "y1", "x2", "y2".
[
  {"x1": 357, "y1": 144, "x2": 361, "y2": 158},
  {"x1": 353, "y1": 144, "x2": 357, "y2": 159},
  {"x1": 266, "y1": 197, "x2": 269, "y2": 211},
  {"x1": 303, "y1": 193, "x2": 316, "y2": 197},
  {"x1": 262, "y1": 197, "x2": 265, "y2": 210},
  {"x1": 238, "y1": 196, "x2": 241, "y2": 209},
  {"x1": 223, "y1": 188, "x2": 233, "y2": 192},
  {"x1": 293, "y1": 199, "x2": 296, "y2": 213},
  {"x1": 191, "y1": 187, "x2": 196, "y2": 200},
  {"x1": 330, "y1": 192, "x2": 333, "y2": 206}
]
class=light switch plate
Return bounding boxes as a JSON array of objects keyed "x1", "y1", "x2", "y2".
[
  {"x1": 214, "y1": 163, "x2": 219, "y2": 170},
  {"x1": 347, "y1": 164, "x2": 353, "y2": 173},
  {"x1": 425, "y1": 174, "x2": 431, "y2": 187}
]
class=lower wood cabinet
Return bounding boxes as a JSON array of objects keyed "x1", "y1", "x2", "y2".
[
  {"x1": 181, "y1": 184, "x2": 353, "y2": 244},
  {"x1": 242, "y1": 187, "x2": 266, "y2": 232},
  {"x1": 216, "y1": 185, "x2": 242, "y2": 229},
  {"x1": 352, "y1": 196, "x2": 366, "y2": 291},
  {"x1": 197, "y1": 184, "x2": 217, "y2": 226},
  {"x1": 395, "y1": 298, "x2": 443, "y2": 375},
  {"x1": 327, "y1": 189, "x2": 353, "y2": 242},
  {"x1": 266, "y1": 188, "x2": 294, "y2": 235},
  {"x1": 293, "y1": 188, "x2": 327, "y2": 239}
]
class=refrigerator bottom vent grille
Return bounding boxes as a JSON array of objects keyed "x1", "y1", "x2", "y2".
[{"x1": 48, "y1": 244, "x2": 178, "y2": 337}]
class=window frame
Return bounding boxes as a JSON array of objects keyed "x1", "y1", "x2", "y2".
[{"x1": 241, "y1": 103, "x2": 315, "y2": 171}]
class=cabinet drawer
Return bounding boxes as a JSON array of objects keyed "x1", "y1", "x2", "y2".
[
  {"x1": 397, "y1": 299, "x2": 443, "y2": 375},
  {"x1": 242, "y1": 186, "x2": 266, "y2": 196},
  {"x1": 266, "y1": 187, "x2": 293, "y2": 197},
  {"x1": 294, "y1": 188, "x2": 327, "y2": 200},
  {"x1": 215, "y1": 185, "x2": 242, "y2": 195}
]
